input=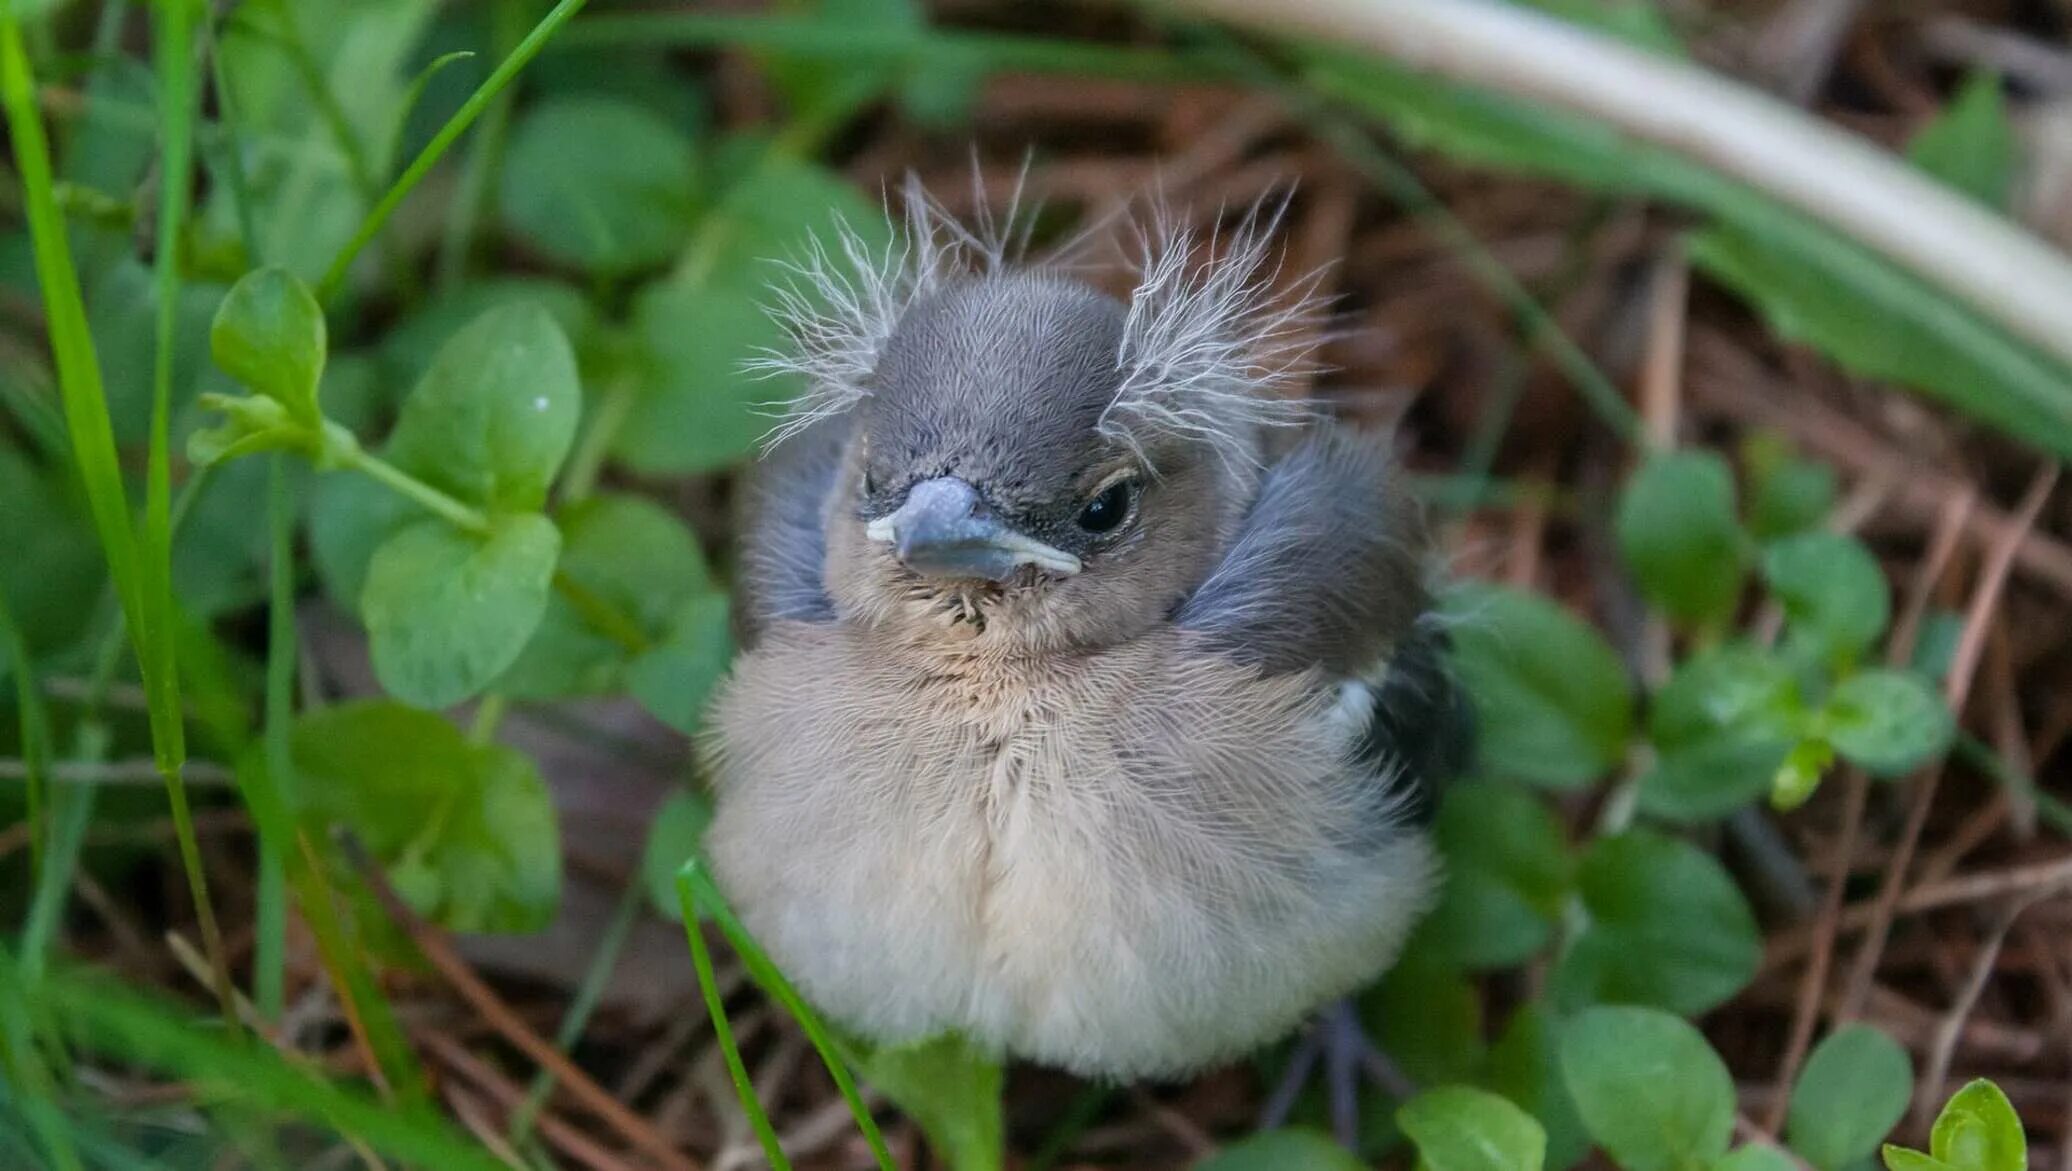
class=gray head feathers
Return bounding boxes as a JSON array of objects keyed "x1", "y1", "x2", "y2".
[{"x1": 750, "y1": 174, "x2": 1325, "y2": 466}]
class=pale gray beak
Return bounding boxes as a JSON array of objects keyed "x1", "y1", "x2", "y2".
[{"x1": 865, "y1": 476, "x2": 1081, "y2": 582}]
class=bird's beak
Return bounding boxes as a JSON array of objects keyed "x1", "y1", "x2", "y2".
[{"x1": 864, "y1": 476, "x2": 1081, "y2": 582}]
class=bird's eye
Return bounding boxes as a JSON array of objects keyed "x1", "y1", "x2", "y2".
[
  {"x1": 1076, "y1": 478, "x2": 1137, "y2": 535},
  {"x1": 862, "y1": 468, "x2": 879, "y2": 496}
]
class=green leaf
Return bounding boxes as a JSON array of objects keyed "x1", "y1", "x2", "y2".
[
  {"x1": 1516, "y1": 0, "x2": 1683, "y2": 53},
  {"x1": 1368, "y1": 950, "x2": 1486, "y2": 1087},
  {"x1": 1486, "y1": 1006, "x2": 1592, "y2": 1171},
  {"x1": 1555, "y1": 830, "x2": 1760, "y2": 1015},
  {"x1": 1714, "y1": 1145, "x2": 1800, "y2": 1171},
  {"x1": 1443, "y1": 583, "x2": 1633, "y2": 789},
  {"x1": 1883, "y1": 1148, "x2": 1961, "y2": 1171},
  {"x1": 643, "y1": 789, "x2": 715, "y2": 922},
  {"x1": 1787, "y1": 1025, "x2": 1914, "y2": 1171},
  {"x1": 1640, "y1": 647, "x2": 1802, "y2": 823},
  {"x1": 497, "y1": 494, "x2": 713, "y2": 698},
  {"x1": 1417, "y1": 782, "x2": 1572, "y2": 968},
  {"x1": 1824, "y1": 669, "x2": 1954, "y2": 778},
  {"x1": 614, "y1": 147, "x2": 890, "y2": 475},
  {"x1": 1741, "y1": 435, "x2": 1836, "y2": 542},
  {"x1": 1615, "y1": 451, "x2": 1748, "y2": 628},
  {"x1": 385, "y1": 302, "x2": 582, "y2": 512},
  {"x1": 1400, "y1": 1086, "x2": 1547, "y2": 1171},
  {"x1": 285, "y1": 700, "x2": 560, "y2": 933},
  {"x1": 0, "y1": 449, "x2": 104, "y2": 656},
  {"x1": 209, "y1": 266, "x2": 326, "y2": 428},
  {"x1": 1196, "y1": 1130, "x2": 1369, "y2": 1171},
  {"x1": 310, "y1": 469, "x2": 417, "y2": 609},
  {"x1": 1928, "y1": 1080, "x2": 2026, "y2": 1171},
  {"x1": 857, "y1": 1033, "x2": 1006, "y2": 1171},
  {"x1": 498, "y1": 96, "x2": 698, "y2": 273},
  {"x1": 1770, "y1": 737, "x2": 1837, "y2": 813},
  {"x1": 379, "y1": 279, "x2": 596, "y2": 387},
  {"x1": 626, "y1": 592, "x2": 734, "y2": 735},
  {"x1": 1762, "y1": 533, "x2": 1891, "y2": 669},
  {"x1": 1908, "y1": 74, "x2": 2015, "y2": 210},
  {"x1": 362, "y1": 515, "x2": 562, "y2": 708},
  {"x1": 1559, "y1": 1006, "x2": 1735, "y2": 1171}
]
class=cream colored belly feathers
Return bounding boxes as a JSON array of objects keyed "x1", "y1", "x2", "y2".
[{"x1": 704, "y1": 622, "x2": 1436, "y2": 1080}]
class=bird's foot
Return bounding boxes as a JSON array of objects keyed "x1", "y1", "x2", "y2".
[{"x1": 1257, "y1": 999, "x2": 1414, "y2": 1148}]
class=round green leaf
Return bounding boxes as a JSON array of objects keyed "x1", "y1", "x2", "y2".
[
  {"x1": 1195, "y1": 1130, "x2": 1368, "y2": 1171},
  {"x1": 1417, "y1": 782, "x2": 1573, "y2": 968},
  {"x1": 1763, "y1": 533, "x2": 1890, "y2": 668},
  {"x1": 643, "y1": 789, "x2": 715, "y2": 922},
  {"x1": 309, "y1": 469, "x2": 415, "y2": 609},
  {"x1": 1616, "y1": 452, "x2": 1749, "y2": 628},
  {"x1": 1559, "y1": 1006, "x2": 1735, "y2": 1171},
  {"x1": 499, "y1": 97, "x2": 697, "y2": 273},
  {"x1": 612, "y1": 148, "x2": 890, "y2": 475},
  {"x1": 1742, "y1": 435, "x2": 1836, "y2": 542},
  {"x1": 1928, "y1": 1080, "x2": 2025, "y2": 1171},
  {"x1": 1554, "y1": 830, "x2": 1760, "y2": 1016},
  {"x1": 1487, "y1": 1006, "x2": 1591, "y2": 1171},
  {"x1": 1641, "y1": 648, "x2": 1802, "y2": 822},
  {"x1": 1715, "y1": 1145, "x2": 1801, "y2": 1171},
  {"x1": 1368, "y1": 951, "x2": 1486, "y2": 1087},
  {"x1": 626, "y1": 592, "x2": 734, "y2": 735},
  {"x1": 384, "y1": 302, "x2": 582, "y2": 512},
  {"x1": 287, "y1": 701, "x2": 561, "y2": 933},
  {"x1": 210, "y1": 266, "x2": 326, "y2": 427},
  {"x1": 1824, "y1": 670, "x2": 1954, "y2": 778},
  {"x1": 1787, "y1": 1025, "x2": 1913, "y2": 1171},
  {"x1": 856, "y1": 1034, "x2": 1006, "y2": 1171},
  {"x1": 1400, "y1": 1086, "x2": 1547, "y2": 1171},
  {"x1": 497, "y1": 494, "x2": 713, "y2": 699},
  {"x1": 1443, "y1": 583, "x2": 1634, "y2": 790},
  {"x1": 362, "y1": 515, "x2": 562, "y2": 709}
]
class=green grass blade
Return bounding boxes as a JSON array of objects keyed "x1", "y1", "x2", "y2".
[
  {"x1": 256, "y1": 456, "x2": 294, "y2": 1022},
  {"x1": 19, "y1": 778, "x2": 95, "y2": 985},
  {"x1": 149, "y1": 0, "x2": 240, "y2": 1037},
  {"x1": 675, "y1": 870, "x2": 791, "y2": 1171},
  {"x1": 316, "y1": 0, "x2": 591, "y2": 302},
  {"x1": 0, "y1": 16, "x2": 147, "y2": 645},
  {"x1": 0, "y1": 942, "x2": 84, "y2": 1171},
  {"x1": 0, "y1": 589, "x2": 52, "y2": 875},
  {"x1": 17, "y1": 957, "x2": 506, "y2": 1170},
  {"x1": 679, "y1": 861, "x2": 897, "y2": 1171}
]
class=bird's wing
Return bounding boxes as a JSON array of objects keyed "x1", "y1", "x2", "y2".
[
  {"x1": 1174, "y1": 426, "x2": 1426, "y2": 676},
  {"x1": 1174, "y1": 426, "x2": 1474, "y2": 815},
  {"x1": 733, "y1": 417, "x2": 848, "y2": 647}
]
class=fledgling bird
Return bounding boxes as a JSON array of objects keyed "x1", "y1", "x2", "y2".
[{"x1": 703, "y1": 182, "x2": 1473, "y2": 1085}]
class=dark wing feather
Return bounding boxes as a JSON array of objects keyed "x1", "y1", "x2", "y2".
[
  {"x1": 1356, "y1": 623, "x2": 1476, "y2": 827},
  {"x1": 733, "y1": 418, "x2": 847, "y2": 647},
  {"x1": 1174, "y1": 426, "x2": 1427, "y2": 676}
]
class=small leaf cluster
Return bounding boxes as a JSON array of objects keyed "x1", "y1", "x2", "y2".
[{"x1": 1210, "y1": 1006, "x2": 1953, "y2": 1171}]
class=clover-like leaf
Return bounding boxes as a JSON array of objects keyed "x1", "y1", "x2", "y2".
[
  {"x1": 285, "y1": 700, "x2": 560, "y2": 933},
  {"x1": 1640, "y1": 647, "x2": 1802, "y2": 822},
  {"x1": 1417, "y1": 781, "x2": 1573, "y2": 968},
  {"x1": 210, "y1": 266, "x2": 327, "y2": 427},
  {"x1": 1788, "y1": 1025, "x2": 1914, "y2": 1171},
  {"x1": 1554, "y1": 830, "x2": 1760, "y2": 1016},
  {"x1": 643, "y1": 789, "x2": 715, "y2": 922},
  {"x1": 1486, "y1": 1005, "x2": 1592, "y2": 1171},
  {"x1": 1714, "y1": 1145, "x2": 1800, "y2": 1171},
  {"x1": 1763, "y1": 533, "x2": 1891, "y2": 669},
  {"x1": 626, "y1": 592, "x2": 734, "y2": 735},
  {"x1": 1400, "y1": 1086, "x2": 1546, "y2": 1171},
  {"x1": 857, "y1": 1034, "x2": 1006, "y2": 1171},
  {"x1": 499, "y1": 96, "x2": 699, "y2": 274},
  {"x1": 384, "y1": 302, "x2": 581, "y2": 512},
  {"x1": 1443, "y1": 583, "x2": 1633, "y2": 790},
  {"x1": 1616, "y1": 451, "x2": 1749, "y2": 628},
  {"x1": 1824, "y1": 669, "x2": 1954, "y2": 778},
  {"x1": 1559, "y1": 1006, "x2": 1735, "y2": 1171},
  {"x1": 497, "y1": 494, "x2": 716, "y2": 699},
  {"x1": 1927, "y1": 1080, "x2": 2025, "y2": 1171},
  {"x1": 1909, "y1": 73, "x2": 2016, "y2": 210},
  {"x1": 1742, "y1": 434, "x2": 1836, "y2": 542},
  {"x1": 361, "y1": 515, "x2": 562, "y2": 709}
]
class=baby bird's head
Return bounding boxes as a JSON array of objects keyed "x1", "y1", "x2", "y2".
[{"x1": 758, "y1": 185, "x2": 1319, "y2": 653}]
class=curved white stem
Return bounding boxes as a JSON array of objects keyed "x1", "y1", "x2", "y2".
[{"x1": 1173, "y1": 0, "x2": 2072, "y2": 376}]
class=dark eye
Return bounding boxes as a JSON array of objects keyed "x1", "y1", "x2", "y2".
[
  {"x1": 862, "y1": 468, "x2": 879, "y2": 496},
  {"x1": 1076, "y1": 479, "x2": 1137, "y2": 534}
]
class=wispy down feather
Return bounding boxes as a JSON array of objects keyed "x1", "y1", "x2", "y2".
[{"x1": 750, "y1": 172, "x2": 1328, "y2": 464}]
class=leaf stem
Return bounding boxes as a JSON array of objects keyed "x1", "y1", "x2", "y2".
[
  {"x1": 345, "y1": 449, "x2": 493, "y2": 535},
  {"x1": 316, "y1": 0, "x2": 591, "y2": 302}
]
